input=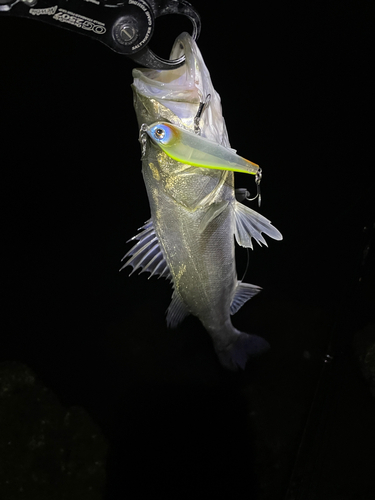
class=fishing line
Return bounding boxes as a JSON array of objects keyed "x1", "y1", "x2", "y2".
[{"x1": 240, "y1": 247, "x2": 250, "y2": 283}]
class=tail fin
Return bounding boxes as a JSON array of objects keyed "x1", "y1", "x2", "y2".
[{"x1": 214, "y1": 330, "x2": 270, "y2": 371}]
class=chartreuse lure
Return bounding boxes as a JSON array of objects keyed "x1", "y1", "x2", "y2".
[{"x1": 144, "y1": 122, "x2": 260, "y2": 175}]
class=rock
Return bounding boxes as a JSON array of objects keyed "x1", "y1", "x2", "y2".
[{"x1": 0, "y1": 361, "x2": 108, "y2": 499}]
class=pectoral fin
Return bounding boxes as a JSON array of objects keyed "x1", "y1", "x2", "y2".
[
  {"x1": 234, "y1": 201, "x2": 283, "y2": 249},
  {"x1": 230, "y1": 281, "x2": 262, "y2": 315},
  {"x1": 199, "y1": 200, "x2": 229, "y2": 233},
  {"x1": 120, "y1": 219, "x2": 172, "y2": 281}
]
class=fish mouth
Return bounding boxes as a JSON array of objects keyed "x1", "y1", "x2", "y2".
[
  {"x1": 132, "y1": 33, "x2": 200, "y2": 101},
  {"x1": 132, "y1": 32, "x2": 231, "y2": 148}
]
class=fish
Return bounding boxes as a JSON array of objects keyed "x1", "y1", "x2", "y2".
[{"x1": 121, "y1": 32, "x2": 282, "y2": 370}]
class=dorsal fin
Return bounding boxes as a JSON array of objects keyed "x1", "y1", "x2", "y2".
[
  {"x1": 230, "y1": 281, "x2": 262, "y2": 315},
  {"x1": 120, "y1": 219, "x2": 172, "y2": 281},
  {"x1": 234, "y1": 201, "x2": 283, "y2": 249}
]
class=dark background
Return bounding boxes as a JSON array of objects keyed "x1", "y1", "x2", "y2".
[{"x1": 1, "y1": 1, "x2": 374, "y2": 498}]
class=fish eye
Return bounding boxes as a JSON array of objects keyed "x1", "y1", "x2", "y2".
[{"x1": 155, "y1": 128, "x2": 165, "y2": 139}]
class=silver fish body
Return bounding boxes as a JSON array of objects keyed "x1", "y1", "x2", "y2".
[{"x1": 122, "y1": 33, "x2": 282, "y2": 370}]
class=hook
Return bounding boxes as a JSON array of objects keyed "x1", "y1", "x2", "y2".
[
  {"x1": 194, "y1": 94, "x2": 211, "y2": 134},
  {"x1": 245, "y1": 168, "x2": 262, "y2": 207}
]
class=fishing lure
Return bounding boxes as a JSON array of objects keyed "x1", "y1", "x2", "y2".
[{"x1": 142, "y1": 122, "x2": 260, "y2": 176}]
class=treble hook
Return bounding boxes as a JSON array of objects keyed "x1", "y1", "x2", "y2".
[
  {"x1": 246, "y1": 168, "x2": 262, "y2": 207},
  {"x1": 194, "y1": 94, "x2": 211, "y2": 134},
  {"x1": 255, "y1": 168, "x2": 262, "y2": 207}
]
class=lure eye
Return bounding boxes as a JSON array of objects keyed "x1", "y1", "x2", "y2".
[
  {"x1": 155, "y1": 128, "x2": 165, "y2": 139},
  {"x1": 148, "y1": 122, "x2": 179, "y2": 147}
]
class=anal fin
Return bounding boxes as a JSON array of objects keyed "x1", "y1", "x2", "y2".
[{"x1": 230, "y1": 281, "x2": 262, "y2": 315}]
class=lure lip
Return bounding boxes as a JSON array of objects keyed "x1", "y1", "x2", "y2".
[{"x1": 144, "y1": 121, "x2": 260, "y2": 176}]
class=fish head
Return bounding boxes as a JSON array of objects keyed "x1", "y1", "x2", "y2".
[
  {"x1": 132, "y1": 32, "x2": 230, "y2": 147},
  {"x1": 132, "y1": 33, "x2": 234, "y2": 211}
]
